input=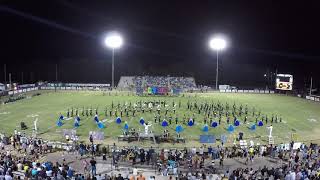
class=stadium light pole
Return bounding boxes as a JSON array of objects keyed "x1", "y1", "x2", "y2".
[
  {"x1": 104, "y1": 32, "x2": 123, "y2": 89},
  {"x1": 209, "y1": 36, "x2": 227, "y2": 90}
]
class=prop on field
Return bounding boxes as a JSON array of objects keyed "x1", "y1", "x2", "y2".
[
  {"x1": 175, "y1": 125, "x2": 183, "y2": 133},
  {"x1": 202, "y1": 124, "x2": 209, "y2": 132},
  {"x1": 116, "y1": 117, "x2": 122, "y2": 124},
  {"x1": 139, "y1": 117, "x2": 145, "y2": 125},
  {"x1": 211, "y1": 121, "x2": 218, "y2": 128},
  {"x1": 56, "y1": 119, "x2": 63, "y2": 127},
  {"x1": 234, "y1": 120, "x2": 240, "y2": 127},
  {"x1": 227, "y1": 124, "x2": 235, "y2": 133},
  {"x1": 97, "y1": 122, "x2": 105, "y2": 129},
  {"x1": 93, "y1": 114, "x2": 105, "y2": 129},
  {"x1": 258, "y1": 121, "x2": 264, "y2": 127},
  {"x1": 188, "y1": 118, "x2": 194, "y2": 126},
  {"x1": 250, "y1": 124, "x2": 256, "y2": 131},
  {"x1": 162, "y1": 119, "x2": 168, "y2": 127},
  {"x1": 89, "y1": 131, "x2": 104, "y2": 140},
  {"x1": 124, "y1": 122, "x2": 129, "y2": 130},
  {"x1": 59, "y1": 115, "x2": 64, "y2": 120},
  {"x1": 74, "y1": 116, "x2": 80, "y2": 128}
]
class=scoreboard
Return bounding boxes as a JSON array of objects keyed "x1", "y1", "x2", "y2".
[{"x1": 276, "y1": 74, "x2": 293, "y2": 90}]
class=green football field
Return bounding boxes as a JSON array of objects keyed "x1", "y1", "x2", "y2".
[{"x1": 0, "y1": 90, "x2": 319, "y2": 146}]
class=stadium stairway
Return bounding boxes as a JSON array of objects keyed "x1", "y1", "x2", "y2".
[{"x1": 117, "y1": 76, "x2": 134, "y2": 89}]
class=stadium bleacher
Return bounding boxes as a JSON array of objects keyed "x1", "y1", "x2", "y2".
[{"x1": 118, "y1": 76, "x2": 196, "y2": 90}]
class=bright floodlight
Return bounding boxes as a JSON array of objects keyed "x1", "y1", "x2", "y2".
[
  {"x1": 209, "y1": 37, "x2": 227, "y2": 51},
  {"x1": 104, "y1": 32, "x2": 123, "y2": 49}
]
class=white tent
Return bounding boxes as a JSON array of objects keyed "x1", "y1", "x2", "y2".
[{"x1": 0, "y1": 83, "x2": 5, "y2": 91}]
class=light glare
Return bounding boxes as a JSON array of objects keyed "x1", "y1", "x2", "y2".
[
  {"x1": 104, "y1": 32, "x2": 123, "y2": 49},
  {"x1": 209, "y1": 37, "x2": 227, "y2": 51}
]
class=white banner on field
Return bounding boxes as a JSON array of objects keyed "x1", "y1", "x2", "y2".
[
  {"x1": 306, "y1": 95, "x2": 320, "y2": 103},
  {"x1": 219, "y1": 89, "x2": 272, "y2": 94}
]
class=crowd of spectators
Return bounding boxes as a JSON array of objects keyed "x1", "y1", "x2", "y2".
[
  {"x1": 108, "y1": 142, "x2": 320, "y2": 179},
  {"x1": 1, "y1": 131, "x2": 320, "y2": 179},
  {"x1": 0, "y1": 132, "x2": 77, "y2": 179},
  {"x1": 133, "y1": 76, "x2": 196, "y2": 90}
]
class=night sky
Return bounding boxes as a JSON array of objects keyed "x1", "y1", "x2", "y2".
[{"x1": 1, "y1": 1, "x2": 319, "y2": 90}]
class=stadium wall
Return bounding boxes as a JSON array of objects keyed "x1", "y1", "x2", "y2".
[
  {"x1": 219, "y1": 89, "x2": 275, "y2": 94},
  {"x1": 306, "y1": 95, "x2": 320, "y2": 102}
]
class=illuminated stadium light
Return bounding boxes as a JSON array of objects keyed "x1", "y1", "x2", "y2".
[
  {"x1": 104, "y1": 32, "x2": 123, "y2": 49},
  {"x1": 209, "y1": 37, "x2": 227, "y2": 51},
  {"x1": 103, "y1": 31, "x2": 124, "y2": 88},
  {"x1": 208, "y1": 35, "x2": 228, "y2": 90}
]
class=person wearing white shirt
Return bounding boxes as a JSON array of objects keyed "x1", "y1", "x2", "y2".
[
  {"x1": 46, "y1": 169, "x2": 53, "y2": 177},
  {"x1": 133, "y1": 168, "x2": 138, "y2": 176},
  {"x1": 17, "y1": 161, "x2": 23, "y2": 171},
  {"x1": 191, "y1": 147, "x2": 197, "y2": 155},
  {"x1": 199, "y1": 147, "x2": 204, "y2": 156},
  {"x1": 0, "y1": 172, "x2": 4, "y2": 180},
  {"x1": 4, "y1": 172, "x2": 13, "y2": 180}
]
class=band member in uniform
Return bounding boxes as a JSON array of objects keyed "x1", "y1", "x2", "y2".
[
  {"x1": 265, "y1": 115, "x2": 268, "y2": 124},
  {"x1": 154, "y1": 115, "x2": 157, "y2": 123}
]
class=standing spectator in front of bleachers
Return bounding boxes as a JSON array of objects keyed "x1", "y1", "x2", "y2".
[{"x1": 90, "y1": 157, "x2": 97, "y2": 177}]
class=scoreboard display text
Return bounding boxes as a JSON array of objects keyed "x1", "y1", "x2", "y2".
[{"x1": 276, "y1": 74, "x2": 293, "y2": 91}]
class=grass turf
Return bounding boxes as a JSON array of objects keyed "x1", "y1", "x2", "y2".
[{"x1": 0, "y1": 91, "x2": 320, "y2": 146}]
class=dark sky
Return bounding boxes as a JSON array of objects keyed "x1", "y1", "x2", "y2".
[{"x1": 1, "y1": 1, "x2": 320, "y2": 90}]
